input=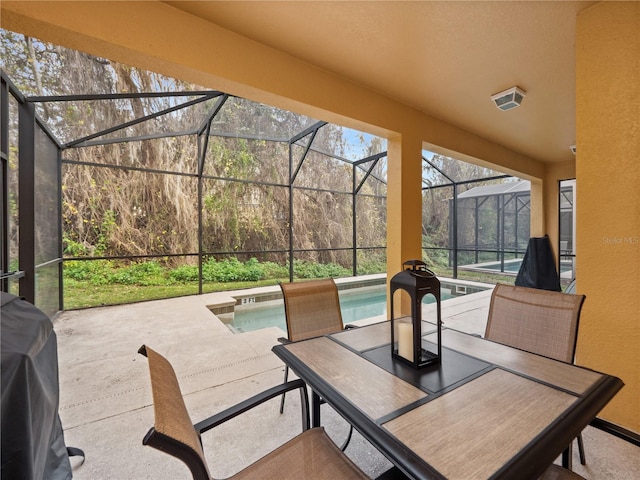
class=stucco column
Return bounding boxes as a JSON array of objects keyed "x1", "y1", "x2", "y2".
[
  {"x1": 576, "y1": 1, "x2": 639, "y2": 432},
  {"x1": 386, "y1": 133, "x2": 423, "y2": 316},
  {"x1": 528, "y1": 179, "x2": 545, "y2": 239}
]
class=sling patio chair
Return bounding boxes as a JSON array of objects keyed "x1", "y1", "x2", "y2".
[
  {"x1": 540, "y1": 464, "x2": 586, "y2": 480},
  {"x1": 485, "y1": 283, "x2": 587, "y2": 467},
  {"x1": 278, "y1": 278, "x2": 354, "y2": 450},
  {"x1": 138, "y1": 345, "x2": 370, "y2": 480}
]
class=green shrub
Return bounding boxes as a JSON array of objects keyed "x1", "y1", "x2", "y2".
[
  {"x1": 201, "y1": 257, "x2": 264, "y2": 282},
  {"x1": 169, "y1": 258, "x2": 286, "y2": 284},
  {"x1": 422, "y1": 243, "x2": 450, "y2": 269},
  {"x1": 63, "y1": 237, "x2": 89, "y2": 256},
  {"x1": 356, "y1": 258, "x2": 386, "y2": 275},
  {"x1": 64, "y1": 259, "x2": 114, "y2": 285},
  {"x1": 202, "y1": 258, "x2": 232, "y2": 282},
  {"x1": 258, "y1": 261, "x2": 288, "y2": 279},
  {"x1": 64, "y1": 257, "x2": 375, "y2": 302},
  {"x1": 109, "y1": 261, "x2": 166, "y2": 286},
  {"x1": 293, "y1": 260, "x2": 351, "y2": 279},
  {"x1": 169, "y1": 264, "x2": 199, "y2": 282},
  {"x1": 242, "y1": 257, "x2": 264, "y2": 281}
]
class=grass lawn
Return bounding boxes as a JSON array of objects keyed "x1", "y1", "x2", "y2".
[{"x1": 63, "y1": 278, "x2": 285, "y2": 309}]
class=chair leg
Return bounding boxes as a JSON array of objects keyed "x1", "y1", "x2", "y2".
[
  {"x1": 279, "y1": 365, "x2": 289, "y2": 414},
  {"x1": 281, "y1": 372, "x2": 354, "y2": 451},
  {"x1": 577, "y1": 433, "x2": 586, "y2": 465},
  {"x1": 340, "y1": 425, "x2": 354, "y2": 452}
]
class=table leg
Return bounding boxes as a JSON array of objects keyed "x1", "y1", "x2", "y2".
[
  {"x1": 312, "y1": 391, "x2": 321, "y2": 428},
  {"x1": 562, "y1": 444, "x2": 573, "y2": 470}
]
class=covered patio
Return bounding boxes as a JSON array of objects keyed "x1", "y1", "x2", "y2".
[{"x1": 1, "y1": 1, "x2": 638, "y2": 477}]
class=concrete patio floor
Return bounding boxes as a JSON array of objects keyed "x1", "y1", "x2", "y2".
[{"x1": 54, "y1": 285, "x2": 639, "y2": 479}]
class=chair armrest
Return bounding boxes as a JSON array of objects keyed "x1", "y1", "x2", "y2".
[
  {"x1": 277, "y1": 337, "x2": 291, "y2": 344},
  {"x1": 195, "y1": 379, "x2": 309, "y2": 435}
]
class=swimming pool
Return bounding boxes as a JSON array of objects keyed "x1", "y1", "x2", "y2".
[{"x1": 226, "y1": 285, "x2": 457, "y2": 333}]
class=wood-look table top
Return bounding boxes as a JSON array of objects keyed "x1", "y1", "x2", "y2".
[{"x1": 272, "y1": 322, "x2": 623, "y2": 480}]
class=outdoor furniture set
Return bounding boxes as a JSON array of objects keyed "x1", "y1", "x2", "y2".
[{"x1": 139, "y1": 277, "x2": 623, "y2": 479}]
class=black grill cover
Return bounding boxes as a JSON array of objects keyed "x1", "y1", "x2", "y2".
[
  {"x1": 515, "y1": 236, "x2": 561, "y2": 291},
  {"x1": 1, "y1": 292, "x2": 73, "y2": 480}
]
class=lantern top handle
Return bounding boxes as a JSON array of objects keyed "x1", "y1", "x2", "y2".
[
  {"x1": 403, "y1": 259, "x2": 427, "y2": 271},
  {"x1": 402, "y1": 260, "x2": 436, "y2": 279}
]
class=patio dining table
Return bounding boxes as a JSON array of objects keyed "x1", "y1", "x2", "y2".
[{"x1": 271, "y1": 321, "x2": 623, "y2": 480}]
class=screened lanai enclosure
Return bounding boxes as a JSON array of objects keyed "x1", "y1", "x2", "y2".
[
  {"x1": 1, "y1": 33, "x2": 573, "y2": 316},
  {"x1": 1, "y1": 68, "x2": 389, "y2": 315}
]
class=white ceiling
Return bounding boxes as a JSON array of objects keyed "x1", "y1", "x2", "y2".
[{"x1": 165, "y1": 1, "x2": 597, "y2": 165}]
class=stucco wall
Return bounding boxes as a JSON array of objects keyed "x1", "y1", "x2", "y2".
[{"x1": 576, "y1": 1, "x2": 640, "y2": 432}]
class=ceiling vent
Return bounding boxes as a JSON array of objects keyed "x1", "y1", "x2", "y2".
[
  {"x1": 570, "y1": 145, "x2": 577, "y2": 154},
  {"x1": 491, "y1": 86, "x2": 526, "y2": 111}
]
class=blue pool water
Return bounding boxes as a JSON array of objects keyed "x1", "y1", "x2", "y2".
[{"x1": 229, "y1": 286, "x2": 455, "y2": 333}]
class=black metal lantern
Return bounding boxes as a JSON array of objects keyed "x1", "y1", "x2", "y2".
[{"x1": 390, "y1": 260, "x2": 442, "y2": 369}]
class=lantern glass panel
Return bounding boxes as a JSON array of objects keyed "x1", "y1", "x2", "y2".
[{"x1": 390, "y1": 260, "x2": 443, "y2": 369}]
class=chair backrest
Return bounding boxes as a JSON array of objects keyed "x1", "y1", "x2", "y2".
[
  {"x1": 280, "y1": 279, "x2": 344, "y2": 342},
  {"x1": 485, "y1": 283, "x2": 586, "y2": 362},
  {"x1": 139, "y1": 345, "x2": 210, "y2": 480}
]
